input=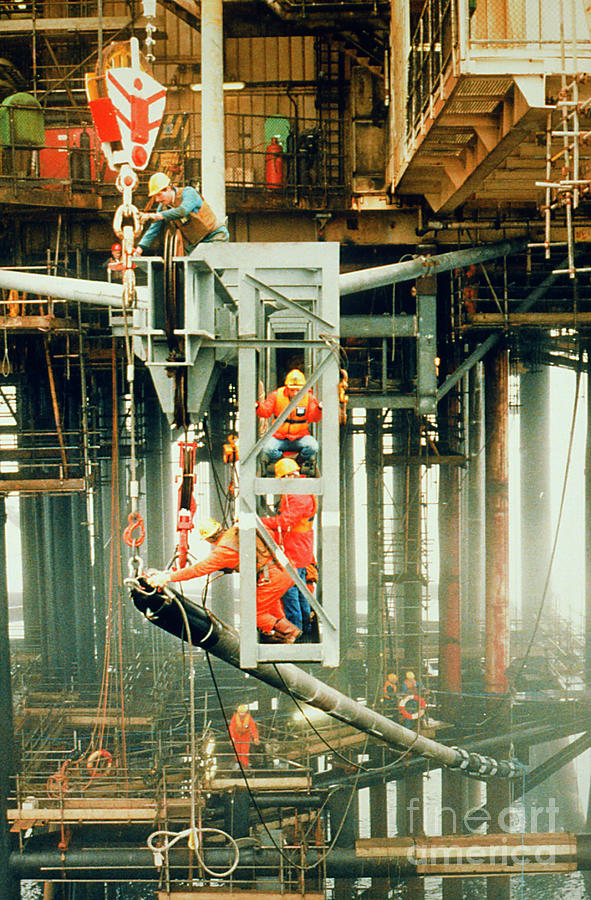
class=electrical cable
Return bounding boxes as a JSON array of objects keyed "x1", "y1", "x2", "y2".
[{"x1": 146, "y1": 593, "x2": 240, "y2": 879}]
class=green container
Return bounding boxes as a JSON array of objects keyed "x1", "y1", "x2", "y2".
[{"x1": 0, "y1": 93, "x2": 45, "y2": 147}]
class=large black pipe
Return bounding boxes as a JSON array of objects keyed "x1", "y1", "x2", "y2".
[
  {"x1": 9, "y1": 846, "x2": 412, "y2": 880},
  {"x1": 130, "y1": 582, "x2": 518, "y2": 778},
  {"x1": 11, "y1": 833, "x2": 591, "y2": 880}
]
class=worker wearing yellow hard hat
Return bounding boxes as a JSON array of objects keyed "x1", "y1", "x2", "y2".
[
  {"x1": 136, "y1": 171, "x2": 229, "y2": 256},
  {"x1": 229, "y1": 704, "x2": 260, "y2": 769},
  {"x1": 260, "y1": 456, "x2": 317, "y2": 638},
  {"x1": 145, "y1": 517, "x2": 300, "y2": 643},
  {"x1": 256, "y1": 368, "x2": 322, "y2": 476}
]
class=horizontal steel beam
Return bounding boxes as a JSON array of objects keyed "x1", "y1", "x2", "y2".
[{"x1": 338, "y1": 239, "x2": 526, "y2": 296}]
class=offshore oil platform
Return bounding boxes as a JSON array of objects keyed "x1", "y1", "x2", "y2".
[{"x1": 2, "y1": 0, "x2": 591, "y2": 899}]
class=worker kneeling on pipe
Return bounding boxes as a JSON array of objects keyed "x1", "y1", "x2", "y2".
[{"x1": 146, "y1": 518, "x2": 300, "y2": 643}]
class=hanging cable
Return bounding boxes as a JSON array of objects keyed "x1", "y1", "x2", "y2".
[{"x1": 146, "y1": 593, "x2": 240, "y2": 878}]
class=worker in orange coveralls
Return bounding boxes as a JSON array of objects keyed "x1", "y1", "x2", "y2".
[
  {"x1": 146, "y1": 518, "x2": 300, "y2": 642},
  {"x1": 260, "y1": 457, "x2": 317, "y2": 635},
  {"x1": 256, "y1": 369, "x2": 322, "y2": 476},
  {"x1": 229, "y1": 704, "x2": 260, "y2": 769}
]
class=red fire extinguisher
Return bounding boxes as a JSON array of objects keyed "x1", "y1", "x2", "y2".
[{"x1": 265, "y1": 135, "x2": 284, "y2": 189}]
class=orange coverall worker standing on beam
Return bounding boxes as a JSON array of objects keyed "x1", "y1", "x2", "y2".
[
  {"x1": 146, "y1": 518, "x2": 300, "y2": 643},
  {"x1": 229, "y1": 704, "x2": 260, "y2": 769}
]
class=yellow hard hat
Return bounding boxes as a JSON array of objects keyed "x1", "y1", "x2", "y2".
[
  {"x1": 237, "y1": 704, "x2": 248, "y2": 715},
  {"x1": 284, "y1": 369, "x2": 306, "y2": 389},
  {"x1": 148, "y1": 172, "x2": 171, "y2": 197},
  {"x1": 274, "y1": 457, "x2": 300, "y2": 478},
  {"x1": 405, "y1": 670, "x2": 415, "y2": 680},
  {"x1": 198, "y1": 517, "x2": 222, "y2": 541},
  {"x1": 388, "y1": 672, "x2": 398, "y2": 681}
]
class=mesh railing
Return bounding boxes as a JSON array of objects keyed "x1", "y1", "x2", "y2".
[
  {"x1": 407, "y1": 0, "x2": 457, "y2": 139},
  {"x1": 0, "y1": 106, "x2": 346, "y2": 208},
  {"x1": 469, "y1": 0, "x2": 591, "y2": 47}
]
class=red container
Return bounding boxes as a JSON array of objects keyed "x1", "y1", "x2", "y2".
[
  {"x1": 265, "y1": 136, "x2": 283, "y2": 189},
  {"x1": 39, "y1": 126, "x2": 116, "y2": 183}
]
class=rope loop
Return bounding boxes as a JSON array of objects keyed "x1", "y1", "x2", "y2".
[{"x1": 123, "y1": 511, "x2": 146, "y2": 548}]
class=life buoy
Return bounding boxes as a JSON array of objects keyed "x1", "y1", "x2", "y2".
[
  {"x1": 398, "y1": 694, "x2": 426, "y2": 720},
  {"x1": 87, "y1": 748, "x2": 113, "y2": 777}
]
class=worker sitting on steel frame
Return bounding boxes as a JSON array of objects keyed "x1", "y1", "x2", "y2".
[
  {"x1": 256, "y1": 369, "x2": 322, "y2": 477},
  {"x1": 136, "y1": 172, "x2": 229, "y2": 255},
  {"x1": 145, "y1": 517, "x2": 300, "y2": 643}
]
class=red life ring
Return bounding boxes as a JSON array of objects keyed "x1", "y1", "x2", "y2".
[
  {"x1": 87, "y1": 749, "x2": 113, "y2": 777},
  {"x1": 398, "y1": 694, "x2": 426, "y2": 720}
]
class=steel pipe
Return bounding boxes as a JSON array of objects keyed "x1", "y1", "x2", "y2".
[
  {"x1": 0, "y1": 269, "x2": 150, "y2": 308},
  {"x1": 130, "y1": 582, "x2": 519, "y2": 778},
  {"x1": 9, "y1": 832, "x2": 589, "y2": 880},
  {"x1": 338, "y1": 239, "x2": 526, "y2": 296}
]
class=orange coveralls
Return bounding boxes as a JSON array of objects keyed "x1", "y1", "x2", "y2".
[
  {"x1": 169, "y1": 524, "x2": 293, "y2": 633},
  {"x1": 228, "y1": 710, "x2": 260, "y2": 768}
]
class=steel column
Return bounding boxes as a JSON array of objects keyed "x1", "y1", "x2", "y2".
[
  {"x1": 520, "y1": 361, "x2": 551, "y2": 624},
  {"x1": 585, "y1": 342, "x2": 591, "y2": 690},
  {"x1": 484, "y1": 347, "x2": 510, "y2": 695},
  {"x1": 0, "y1": 497, "x2": 18, "y2": 900},
  {"x1": 365, "y1": 409, "x2": 384, "y2": 698},
  {"x1": 201, "y1": 0, "x2": 226, "y2": 220},
  {"x1": 438, "y1": 441, "x2": 462, "y2": 720},
  {"x1": 483, "y1": 346, "x2": 511, "y2": 900},
  {"x1": 463, "y1": 363, "x2": 485, "y2": 650},
  {"x1": 339, "y1": 417, "x2": 358, "y2": 670}
]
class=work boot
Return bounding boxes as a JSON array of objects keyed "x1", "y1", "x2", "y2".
[
  {"x1": 273, "y1": 618, "x2": 301, "y2": 643},
  {"x1": 299, "y1": 460, "x2": 319, "y2": 478}
]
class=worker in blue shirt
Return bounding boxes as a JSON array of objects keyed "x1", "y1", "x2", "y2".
[{"x1": 136, "y1": 172, "x2": 229, "y2": 255}]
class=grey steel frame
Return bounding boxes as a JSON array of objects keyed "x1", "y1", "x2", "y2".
[{"x1": 133, "y1": 242, "x2": 341, "y2": 667}]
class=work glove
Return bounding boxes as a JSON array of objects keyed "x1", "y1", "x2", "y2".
[{"x1": 145, "y1": 569, "x2": 172, "y2": 589}]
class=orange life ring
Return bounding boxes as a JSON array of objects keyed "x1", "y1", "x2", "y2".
[
  {"x1": 398, "y1": 693, "x2": 426, "y2": 720},
  {"x1": 87, "y1": 749, "x2": 113, "y2": 777}
]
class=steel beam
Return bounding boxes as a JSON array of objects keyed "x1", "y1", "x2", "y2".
[
  {"x1": 436, "y1": 259, "x2": 569, "y2": 403},
  {"x1": 338, "y1": 239, "x2": 526, "y2": 296}
]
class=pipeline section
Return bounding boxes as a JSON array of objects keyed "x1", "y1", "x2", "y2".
[{"x1": 130, "y1": 581, "x2": 520, "y2": 779}]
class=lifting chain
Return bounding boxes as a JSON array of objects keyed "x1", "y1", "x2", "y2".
[
  {"x1": 112, "y1": 164, "x2": 143, "y2": 310},
  {"x1": 111, "y1": 162, "x2": 147, "y2": 578}
]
